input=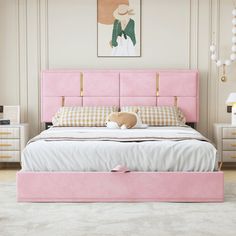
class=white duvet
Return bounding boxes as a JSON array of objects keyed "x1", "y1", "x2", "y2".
[{"x1": 21, "y1": 127, "x2": 217, "y2": 172}]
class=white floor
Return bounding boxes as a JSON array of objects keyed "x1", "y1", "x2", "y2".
[{"x1": 0, "y1": 172, "x2": 236, "y2": 236}]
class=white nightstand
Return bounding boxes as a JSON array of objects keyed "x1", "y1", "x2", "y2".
[
  {"x1": 213, "y1": 123, "x2": 236, "y2": 164},
  {"x1": 0, "y1": 123, "x2": 29, "y2": 163}
]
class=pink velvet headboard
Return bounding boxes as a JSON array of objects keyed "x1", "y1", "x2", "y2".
[{"x1": 41, "y1": 69, "x2": 199, "y2": 123}]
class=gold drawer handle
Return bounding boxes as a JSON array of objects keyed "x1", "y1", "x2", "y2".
[
  {"x1": 230, "y1": 156, "x2": 236, "y2": 158},
  {"x1": 0, "y1": 132, "x2": 12, "y2": 135},
  {"x1": 0, "y1": 144, "x2": 12, "y2": 147},
  {"x1": 0, "y1": 155, "x2": 12, "y2": 158},
  {"x1": 231, "y1": 144, "x2": 236, "y2": 147},
  {"x1": 232, "y1": 132, "x2": 236, "y2": 135}
]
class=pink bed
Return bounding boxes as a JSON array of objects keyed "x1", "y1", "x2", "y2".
[{"x1": 16, "y1": 69, "x2": 224, "y2": 202}]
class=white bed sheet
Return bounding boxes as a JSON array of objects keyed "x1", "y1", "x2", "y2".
[{"x1": 21, "y1": 127, "x2": 217, "y2": 172}]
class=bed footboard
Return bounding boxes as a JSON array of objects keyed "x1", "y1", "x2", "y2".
[{"x1": 16, "y1": 171, "x2": 224, "y2": 202}]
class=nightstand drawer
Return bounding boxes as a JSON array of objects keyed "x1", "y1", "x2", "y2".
[
  {"x1": 223, "y1": 151, "x2": 236, "y2": 162},
  {"x1": 0, "y1": 139, "x2": 20, "y2": 151},
  {"x1": 0, "y1": 127, "x2": 20, "y2": 139},
  {"x1": 0, "y1": 151, "x2": 20, "y2": 162},
  {"x1": 223, "y1": 127, "x2": 236, "y2": 139},
  {"x1": 222, "y1": 139, "x2": 236, "y2": 150}
]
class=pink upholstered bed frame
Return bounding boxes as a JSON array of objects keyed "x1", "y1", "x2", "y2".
[{"x1": 17, "y1": 69, "x2": 224, "y2": 202}]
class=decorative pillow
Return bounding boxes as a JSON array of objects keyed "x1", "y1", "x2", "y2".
[
  {"x1": 106, "y1": 110, "x2": 148, "y2": 129},
  {"x1": 52, "y1": 106, "x2": 118, "y2": 127},
  {"x1": 121, "y1": 106, "x2": 186, "y2": 126}
]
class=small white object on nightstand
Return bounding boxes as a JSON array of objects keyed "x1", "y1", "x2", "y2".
[
  {"x1": 226, "y1": 93, "x2": 236, "y2": 125},
  {"x1": 2, "y1": 105, "x2": 20, "y2": 124},
  {"x1": 0, "y1": 123, "x2": 29, "y2": 163}
]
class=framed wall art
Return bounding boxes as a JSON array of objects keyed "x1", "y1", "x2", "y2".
[{"x1": 97, "y1": 0, "x2": 141, "y2": 57}]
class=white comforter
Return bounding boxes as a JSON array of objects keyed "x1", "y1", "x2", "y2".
[{"x1": 21, "y1": 127, "x2": 217, "y2": 172}]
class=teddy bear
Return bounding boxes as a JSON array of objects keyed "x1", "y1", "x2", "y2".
[{"x1": 106, "y1": 110, "x2": 148, "y2": 129}]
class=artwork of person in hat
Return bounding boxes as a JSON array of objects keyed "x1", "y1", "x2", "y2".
[{"x1": 110, "y1": 4, "x2": 136, "y2": 56}]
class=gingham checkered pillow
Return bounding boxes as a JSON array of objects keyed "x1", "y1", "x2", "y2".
[
  {"x1": 121, "y1": 106, "x2": 186, "y2": 126},
  {"x1": 52, "y1": 106, "x2": 118, "y2": 127}
]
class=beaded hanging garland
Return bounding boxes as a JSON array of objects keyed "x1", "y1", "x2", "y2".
[{"x1": 210, "y1": 8, "x2": 236, "y2": 82}]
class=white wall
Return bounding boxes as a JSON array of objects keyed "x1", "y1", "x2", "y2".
[{"x1": 0, "y1": 0, "x2": 235, "y2": 138}]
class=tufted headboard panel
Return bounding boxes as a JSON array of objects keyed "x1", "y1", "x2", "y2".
[{"x1": 41, "y1": 69, "x2": 199, "y2": 123}]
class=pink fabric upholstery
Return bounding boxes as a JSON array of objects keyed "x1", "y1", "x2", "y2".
[
  {"x1": 120, "y1": 97, "x2": 156, "y2": 106},
  {"x1": 83, "y1": 97, "x2": 119, "y2": 107},
  {"x1": 64, "y1": 97, "x2": 83, "y2": 107},
  {"x1": 178, "y1": 97, "x2": 197, "y2": 122},
  {"x1": 159, "y1": 72, "x2": 197, "y2": 96},
  {"x1": 120, "y1": 72, "x2": 156, "y2": 97},
  {"x1": 17, "y1": 171, "x2": 224, "y2": 202},
  {"x1": 42, "y1": 97, "x2": 62, "y2": 122},
  {"x1": 42, "y1": 71, "x2": 81, "y2": 96},
  {"x1": 157, "y1": 97, "x2": 175, "y2": 106},
  {"x1": 83, "y1": 72, "x2": 119, "y2": 97},
  {"x1": 41, "y1": 70, "x2": 199, "y2": 123}
]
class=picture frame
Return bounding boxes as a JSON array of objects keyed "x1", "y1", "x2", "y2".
[{"x1": 97, "y1": 0, "x2": 141, "y2": 57}]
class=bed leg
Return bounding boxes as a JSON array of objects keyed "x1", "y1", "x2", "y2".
[{"x1": 218, "y1": 161, "x2": 223, "y2": 171}]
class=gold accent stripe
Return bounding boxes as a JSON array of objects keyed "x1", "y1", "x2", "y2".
[
  {"x1": 156, "y1": 73, "x2": 159, "y2": 96},
  {"x1": 231, "y1": 144, "x2": 236, "y2": 147},
  {"x1": 230, "y1": 156, "x2": 236, "y2": 158},
  {"x1": 62, "y1": 96, "x2": 65, "y2": 107},
  {"x1": 0, "y1": 132, "x2": 12, "y2": 135},
  {"x1": 232, "y1": 132, "x2": 236, "y2": 135},
  {"x1": 80, "y1": 72, "x2": 83, "y2": 97},
  {"x1": 0, "y1": 144, "x2": 12, "y2": 147},
  {"x1": 0, "y1": 155, "x2": 12, "y2": 158},
  {"x1": 174, "y1": 96, "x2": 178, "y2": 106}
]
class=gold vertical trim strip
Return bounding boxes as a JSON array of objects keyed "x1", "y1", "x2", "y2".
[
  {"x1": 61, "y1": 96, "x2": 65, "y2": 107},
  {"x1": 80, "y1": 72, "x2": 84, "y2": 97},
  {"x1": 156, "y1": 73, "x2": 159, "y2": 96},
  {"x1": 174, "y1": 96, "x2": 178, "y2": 106}
]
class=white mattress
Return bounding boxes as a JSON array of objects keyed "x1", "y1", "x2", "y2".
[{"x1": 21, "y1": 127, "x2": 217, "y2": 172}]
